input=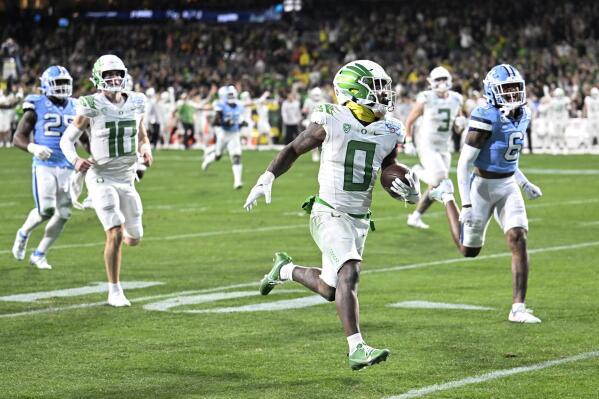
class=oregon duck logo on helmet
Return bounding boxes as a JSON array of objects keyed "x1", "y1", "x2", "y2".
[{"x1": 333, "y1": 60, "x2": 395, "y2": 113}]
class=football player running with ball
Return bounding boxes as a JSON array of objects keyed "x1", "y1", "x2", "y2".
[
  {"x1": 60, "y1": 55, "x2": 153, "y2": 307},
  {"x1": 428, "y1": 64, "x2": 543, "y2": 323},
  {"x1": 12, "y1": 66, "x2": 77, "y2": 270},
  {"x1": 244, "y1": 60, "x2": 420, "y2": 370}
]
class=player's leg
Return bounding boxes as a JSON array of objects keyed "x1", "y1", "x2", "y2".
[
  {"x1": 87, "y1": 176, "x2": 130, "y2": 307},
  {"x1": 408, "y1": 150, "x2": 449, "y2": 229},
  {"x1": 30, "y1": 168, "x2": 74, "y2": 269},
  {"x1": 494, "y1": 179, "x2": 540, "y2": 323},
  {"x1": 228, "y1": 133, "x2": 243, "y2": 189},
  {"x1": 14, "y1": 166, "x2": 57, "y2": 267},
  {"x1": 119, "y1": 184, "x2": 144, "y2": 247},
  {"x1": 429, "y1": 177, "x2": 489, "y2": 257},
  {"x1": 202, "y1": 128, "x2": 224, "y2": 171}
]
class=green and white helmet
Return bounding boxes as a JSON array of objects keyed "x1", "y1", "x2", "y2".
[
  {"x1": 333, "y1": 60, "x2": 395, "y2": 113},
  {"x1": 90, "y1": 54, "x2": 128, "y2": 92}
]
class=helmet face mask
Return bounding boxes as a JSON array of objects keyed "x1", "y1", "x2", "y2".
[
  {"x1": 225, "y1": 85, "x2": 238, "y2": 104},
  {"x1": 91, "y1": 55, "x2": 128, "y2": 93},
  {"x1": 41, "y1": 66, "x2": 73, "y2": 99},
  {"x1": 483, "y1": 64, "x2": 526, "y2": 111},
  {"x1": 334, "y1": 60, "x2": 396, "y2": 113}
]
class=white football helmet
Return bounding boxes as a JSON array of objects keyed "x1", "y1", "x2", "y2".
[
  {"x1": 553, "y1": 87, "x2": 565, "y2": 97},
  {"x1": 428, "y1": 66, "x2": 452, "y2": 93},
  {"x1": 224, "y1": 85, "x2": 238, "y2": 104},
  {"x1": 309, "y1": 87, "x2": 323, "y2": 102},
  {"x1": 333, "y1": 60, "x2": 395, "y2": 113},
  {"x1": 91, "y1": 54, "x2": 127, "y2": 92},
  {"x1": 591, "y1": 87, "x2": 599, "y2": 98}
]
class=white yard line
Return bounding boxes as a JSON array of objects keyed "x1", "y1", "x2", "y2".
[
  {"x1": 364, "y1": 241, "x2": 599, "y2": 275},
  {"x1": 387, "y1": 301, "x2": 494, "y2": 311},
  {"x1": 2, "y1": 241, "x2": 598, "y2": 319},
  {"x1": 385, "y1": 350, "x2": 599, "y2": 399},
  {"x1": 0, "y1": 282, "x2": 258, "y2": 319}
]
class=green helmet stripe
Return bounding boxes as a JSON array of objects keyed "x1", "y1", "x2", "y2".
[
  {"x1": 348, "y1": 63, "x2": 373, "y2": 77},
  {"x1": 339, "y1": 69, "x2": 361, "y2": 79}
]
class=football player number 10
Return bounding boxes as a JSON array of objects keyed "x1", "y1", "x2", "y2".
[
  {"x1": 343, "y1": 140, "x2": 376, "y2": 191},
  {"x1": 106, "y1": 120, "x2": 137, "y2": 158}
]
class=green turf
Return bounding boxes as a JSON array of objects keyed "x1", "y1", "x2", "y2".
[{"x1": 0, "y1": 148, "x2": 598, "y2": 398}]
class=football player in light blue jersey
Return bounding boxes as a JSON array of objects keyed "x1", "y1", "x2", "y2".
[
  {"x1": 11, "y1": 65, "x2": 77, "y2": 270},
  {"x1": 429, "y1": 64, "x2": 544, "y2": 323},
  {"x1": 201, "y1": 85, "x2": 247, "y2": 189}
]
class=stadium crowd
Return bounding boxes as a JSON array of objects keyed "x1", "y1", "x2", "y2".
[{"x1": 1, "y1": 0, "x2": 598, "y2": 146}]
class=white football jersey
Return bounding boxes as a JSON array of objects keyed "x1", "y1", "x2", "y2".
[
  {"x1": 77, "y1": 92, "x2": 146, "y2": 182},
  {"x1": 416, "y1": 90, "x2": 463, "y2": 150},
  {"x1": 584, "y1": 96, "x2": 599, "y2": 120},
  {"x1": 547, "y1": 96, "x2": 570, "y2": 121},
  {"x1": 311, "y1": 103, "x2": 405, "y2": 214}
]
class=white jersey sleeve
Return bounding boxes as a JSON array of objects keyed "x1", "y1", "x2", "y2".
[{"x1": 76, "y1": 95, "x2": 100, "y2": 118}]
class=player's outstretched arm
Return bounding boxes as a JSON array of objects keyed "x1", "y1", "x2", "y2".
[
  {"x1": 61, "y1": 115, "x2": 93, "y2": 172},
  {"x1": 514, "y1": 169, "x2": 543, "y2": 200},
  {"x1": 243, "y1": 123, "x2": 326, "y2": 211},
  {"x1": 12, "y1": 110, "x2": 37, "y2": 152},
  {"x1": 403, "y1": 102, "x2": 424, "y2": 154},
  {"x1": 137, "y1": 116, "x2": 153, "y2": 167}
]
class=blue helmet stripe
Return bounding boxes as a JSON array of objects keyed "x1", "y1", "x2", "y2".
[{"x1": 503, "y1": 65, "x2": 512, "y2": 77}]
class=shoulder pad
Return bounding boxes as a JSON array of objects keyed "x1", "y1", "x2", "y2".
[
  {"x1": 416, "y1": 91, "x2": 430, "y2": 103},
  {"x1": 383, "y1": 116, "x2": 406, "y2": 138},
  {"x1": 22, "y1": 94, "x2": 42, "y2": 111},
  {"x1": 468, "y1": 105, "x2": 497, "y2": 133},
  {"x1": 78, "y1": 95, "x2": 97, "y2": 110},
  {"x1": 310, "y1": 103, "x2": 339, "y2": 125},
  {"x1": 451, "y1": 91, "x2": 464, "y2": 104}
]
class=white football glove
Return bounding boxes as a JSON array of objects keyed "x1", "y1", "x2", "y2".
[
  {"x1": 454, "y1": 115, "x2": 467, "y2": 132},
  {"x1": 459, "y1": 206, "x2": 473, "y2": 225},
  {"x1": 403, "y1": 141, "x2": 416, "y2": 156},
  {"x1": 27, "y1": 143, "x2": 53, "y2": 160},
  {"x1": 390, "y1": 170, "x2": 421, "y2": 204},
  {"x1": 521, "y1": 181, "x2": 543, "y2": 200},
  {"x1": 243, "y1": 171, "x2": 275, "y2": 211}
]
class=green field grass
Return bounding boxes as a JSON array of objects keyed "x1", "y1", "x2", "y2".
[{"x1": 0, "y1": 148, "x2": 598, "y2": 399}]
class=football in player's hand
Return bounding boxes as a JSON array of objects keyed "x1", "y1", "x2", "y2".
[{"x1": 380, "y1": 163, "x2": 411, "y2": 199}]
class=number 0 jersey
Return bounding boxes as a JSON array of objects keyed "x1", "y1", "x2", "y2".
[
  {"x1": 467, "y1": 104, "x2": 531, "y2": 174},
  {"x1": 416, "y1": 90, "x2": 463, "y2": 151},
  {"x1": 23, "y1": 94, "x2": 76, "y2": 168},
  {"x1": 311, "y1": 103, "x2": 406, "y2": 215},
  {"x1": 76, "y1": 92, "x2": 146, "y2": 182}
]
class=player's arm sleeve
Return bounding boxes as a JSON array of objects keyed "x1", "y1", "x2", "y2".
[
  {"x1": 514, "y1": 169, "x2": 529, "y2": 187},
  {"x1": 456, "y1": 144, "x2": 480, "y2": 207},
  {"x1": 60, "y1": 121, "x2": 85, "y2": 165}
]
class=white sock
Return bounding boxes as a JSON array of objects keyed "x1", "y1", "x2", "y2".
[
  {"x1": 412, "y1": 210, "x2": 422, "y2": 218},
  {"x1": 232, "y1": 164, "x2": 243, "y2": 185},
  {"x1": 20, "y1": 208, "x2": 45, "y2": 235},
  {"x1": 347, "y1": 333, "x2": 364, "y2": 354},
  {"x1": 279, "y1": 262, "x2": 296, "y2": 281},
  {"x1": 512, "y1": 302, "x2": 525, "y2": 313},
  {"x1": 36, "y1": 215, "x2": 68, "y2": 254},
  {"x1": 203, "y1": 149, "x2": 216, "y2": 164},
  {"x1": 108, "y1": 282, "x2": 123, "y2": 295}
]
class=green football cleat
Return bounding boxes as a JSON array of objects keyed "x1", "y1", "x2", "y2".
[
  {"x1": 259, "y1": 252, "x2": 293, "y2": 295},
  {"x1": 348, "y1": 343, "x2": 390, "y2": 371}
]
